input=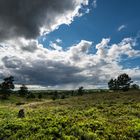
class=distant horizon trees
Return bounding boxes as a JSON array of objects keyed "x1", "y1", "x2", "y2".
[{"x1": 0, "y1": 73, "x2": 139, "y2": 100}]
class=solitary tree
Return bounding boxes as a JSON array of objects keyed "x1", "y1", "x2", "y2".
[
  {"x1": 117, "y1": 73, "x2": 132, "y2": 91},
  {"x1": 77, "y1": 86, "x2": 84, "y2": 95},
  {"x1": 0, "y1": 76, "x2": 15, "y2": 99},
  {"x1": 108, "y1": 73, "x2": 132, "y2": 91},
  {"x1": 18, "y1": 84, "x2": 28, "y2": 96}
]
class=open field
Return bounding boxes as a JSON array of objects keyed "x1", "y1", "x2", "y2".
[{"x1": 0, "y1": 91, "x2": 140, "y2": 140}]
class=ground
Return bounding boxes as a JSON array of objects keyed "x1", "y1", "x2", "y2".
[{"x1": 0, "y1": 91, "x2": 140, "y2": 140}]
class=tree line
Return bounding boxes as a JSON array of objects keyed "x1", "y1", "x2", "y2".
[
  {"x1": 0, "y1": 76, "x2": 31, "y2": 99},
  {"x1": 0, "y1": 73, "x2": 139, "y2": 99}
]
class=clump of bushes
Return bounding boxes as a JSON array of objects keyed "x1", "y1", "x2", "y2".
[
  {"x1": 26, "y1": 93, "x2": 36, "y2": 99},
  {"x1": 130, "y1": 84, "x2": 139, "y2": 90},
  {"x1": 38, "y1": 93, "x2": 43, "y2": 99},
  {"x1": 0, "y1": 94, "x2": 9, "y2": 100},
  {"x1": 52, "y1": 91, "x2": 59, "y2": 100},
  {"x1": 60, "y1": 94, "x2": 66, "y2": 99}
]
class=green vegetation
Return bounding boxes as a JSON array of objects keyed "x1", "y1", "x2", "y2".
[
  {"x1": 0, "y1": 74, "x2": 139, "y2": 139},
  {"x1": 77, "y1": 86, "x2": 84, "y2": 96},
  {"x1": 0, "y1": 90, "x2": 140, "y2": 140},
  {"x1": 0, "y1": 76, "x2": 15, "y2": 99},
  {"x1": 108, "y1": 73, "x2": 133, "y2": 91},
  {"x1": 18, "y1": 84, "x2": 29, "y2": 97}
]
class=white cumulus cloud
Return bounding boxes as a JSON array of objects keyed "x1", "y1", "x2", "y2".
[{"x1": 0, "y1": 37, "x2": 140, "y2": 89}]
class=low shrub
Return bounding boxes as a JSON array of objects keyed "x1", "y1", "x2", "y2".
[{"x1": 26, "y1": 93, "x2": 36, "y2": 99}]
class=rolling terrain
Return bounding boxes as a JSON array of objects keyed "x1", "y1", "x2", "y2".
[{"x1": 0, "y1": 91, "x2": 140, "y2": 140}]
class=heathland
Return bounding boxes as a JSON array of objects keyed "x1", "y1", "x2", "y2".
[{"x1": 0, "y1": 90, "x2": 140, "y2": 140}]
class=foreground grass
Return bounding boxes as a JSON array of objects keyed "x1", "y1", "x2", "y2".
[{"x1": 0, "y1": 91, "x2": 140, "y2": 140}]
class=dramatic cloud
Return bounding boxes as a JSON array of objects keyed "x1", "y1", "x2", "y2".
[
  {"x1": 0, "y1": 0, "x2": 89, "y2": 41},
  {"x1": 0, "y1": 0, "x2": 139, "y2": 89},
  {"x1": 0, "y1": 37, "x2": 140, "y2": 89},
  {"x1": 117, "y1": 25, "x2": 127, "y2": 31}
]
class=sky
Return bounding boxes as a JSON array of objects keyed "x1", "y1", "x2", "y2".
[{"x1": 0, "y1": 0, "x2": 140, "y2": 90}]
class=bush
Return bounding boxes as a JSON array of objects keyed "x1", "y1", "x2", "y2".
[
  {"x1": 0, "y1": 94, "x2": 9, "y2": 100},
  {"x1": 52, "y1": 91, "x2": 59, "y2": 100},
  {"x1": 38, "y1": 93, "x2": 42, "y2": 99},
  {"x1": 61, "y1": 94, "x2": 65, "y2": 99},
  {"x1": 131, "y1": 84, "x2": 139, "y2": 90},
  {"x1": 52, "y1": 96, "x2": 56, "y2": 101},
  {"x1": 26, "y1": 93, "x2": 36, "y2": 99}
]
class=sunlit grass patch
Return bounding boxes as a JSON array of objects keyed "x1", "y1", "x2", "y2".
[{"x1": 0, "y1": 91, "x2": 140, "y2": 139}]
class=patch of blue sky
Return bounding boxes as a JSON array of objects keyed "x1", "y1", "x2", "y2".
[{"x1": 38, "y1": 0, "x2": 140, "y2": 67}]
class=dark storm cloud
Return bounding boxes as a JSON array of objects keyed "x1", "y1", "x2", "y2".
[
  {"x1": 2, "y1": 56, "x2": 22, "y2": 69},
  {"x1": 0, "y1": 39, "x2": 94, "y2": 87},
  {"x1": 9, "y1": 59, "x2": 86, "y2": 85},
  {"x1": 0, "y1": 38, "x2": 140, "y2": 88},
  {"x1": 0, "y1": 0, "x2": 76, "y2": 40}
]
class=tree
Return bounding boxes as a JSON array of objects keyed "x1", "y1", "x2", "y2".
[
  {"x1": 131, "y1": 84, "x2": 139, "y2": 90},
  {"x1": 77, "y1": 86, "x2": 84, "y2": 95},
  {"x1": 0, "y1": 76, "x2": 15, "y2": 99},
  {"x1": 117, "y1": 73, "x2": 132, "y2": 91},
  {"x1": 108, "y1": 73, "x2": 132, "y2": 91},
  {"x1": 108, "y1": 78, "x2": 119, "y2": 90},
  {"x1": 18, "y1": 84, "x2": 29, "y2": 96}
]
